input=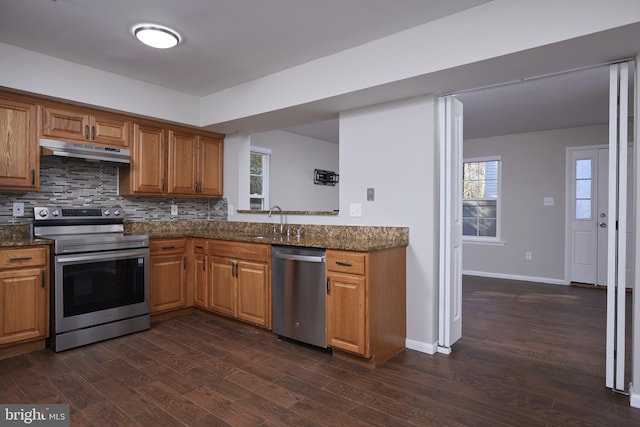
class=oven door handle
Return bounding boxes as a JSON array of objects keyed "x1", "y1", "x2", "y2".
[{"x1": 56, "y1": 248, "x2": 149, "y2": 264}]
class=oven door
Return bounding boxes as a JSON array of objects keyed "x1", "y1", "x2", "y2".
[{"x1": 54, "y1": 248, "x2": 149, "y2": 334}]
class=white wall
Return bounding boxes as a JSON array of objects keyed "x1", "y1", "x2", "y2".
[
  {"x1": 463, "y1": 125, "x2": 609, "y2": 283},
  {"x1": 226, "y1": 96, "x2": 440, "y2": 351},
  {"x1": 338, "y1": 96, "x2": 440, "y2": 352},
  {"x1": 250, "y1": 130, "x2": 339, "y2": 212}
]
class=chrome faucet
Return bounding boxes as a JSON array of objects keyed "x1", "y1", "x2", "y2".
[{"x1": 268, "y1": 205, "x2": 283, "y2": 234}]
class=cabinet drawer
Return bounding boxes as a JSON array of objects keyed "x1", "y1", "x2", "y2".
[
  {"x1": 193, "y1": 238, "x2": 208, "y2": 254},
  {"x1": 150, "y1": 238, "x2": 186, "y2": 254},
  {"x1": 0, "y1": 247, "x2": 48, "y2": 270},
  {"x1": 209, "y1": 240, "x2": 270, "y2": 263},
  {"x1": 326, "y1": 250, "x2": 366, "y2": 275}
]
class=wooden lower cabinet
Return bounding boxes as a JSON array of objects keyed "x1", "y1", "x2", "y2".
[
  {"x1": 209, "y1": 256, "x2": 235, "y2": 316},
  {"x1": 0, "y1": 246, "x2": 49, "y2": 349},
  {"x1": 149, "y1": 238, "x2": 187, "y2": 314},
  {"x1": 326, "y1": 247, "x2": 406, "y2": 364},
  {"x1": 326, "y1": 271, "x2": 366, "y2": 355},
  {"x1": 206, "y1": 240, "x2": 271, "y2": 328},
  {"x1": 193, "y1": 239, "x2": 208, "y2": 309}
]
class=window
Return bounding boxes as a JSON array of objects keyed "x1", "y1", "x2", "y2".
[
  {"x1": 463, "y1": 158, "x2": 500, "y2": 239},
  {"x1": 250, "y1": 148, "x2": 270, "y2": 209},
  {"x1": 574, "y1": 158, "x2": 592, "y2": 220}
]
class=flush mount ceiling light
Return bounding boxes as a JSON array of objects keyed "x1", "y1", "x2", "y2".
[{"x1": 132, "y1": 23, "x2": 181, "y2": 49}]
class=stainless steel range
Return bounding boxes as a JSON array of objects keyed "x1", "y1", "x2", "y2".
[{"x1": 33, "y1": 206, "x2": 150, "y2": 352}]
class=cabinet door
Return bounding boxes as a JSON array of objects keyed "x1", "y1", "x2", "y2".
[
  {"x1": 236, "y1": 261, "x2": 269, "y2": 327},
  {"x1": 326, "y1": 272, "x2": 366, "y2": 355},
  {"x1": 149, "y1": 253, "x2": 186, "y2": 313},
  {"x1": 198, "y1": 136, "x2": 223, "y2": 196},
  {"x1": 0, "y1": 98, "x2": 38, "y2": 190},
  {"x1": 131, "y1": 123, "x2": 166, "y2": 194},
  {"x1": 167, "y1": 130, "x2": 197, "y2": 195},
  {"x1": 0, "y1": 268, "x2": 47, "y2": 345},
  {"x1": 91, "y1": 114, "x2": 130, "y2": 148},
  {"x1": 41, "y1": 106, "x2": 90, "y2": 142},
  {"x1": 209, "y1": 257, "x2": 235, "y2": 317},
  {"x1": 194, "y1": 253, "x2": 208, "y2": 308}
]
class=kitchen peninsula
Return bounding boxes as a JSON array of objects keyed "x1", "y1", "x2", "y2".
[{"x1": 0, "y1": 220, "x2": 408, "y2": 365}]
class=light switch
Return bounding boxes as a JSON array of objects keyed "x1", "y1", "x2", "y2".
[
  {"x1": 349, "y1": 203, "x2": 362, "y2": 217},
  {"x1": 367, "y1": 188, "x2": 375, "y2": 201},
  {"x1": 543, "y1": 197, "x2": 554, "y2": 206},
  {"x1": 171, "y1": 204, "x2": 178, "y2": 216}
]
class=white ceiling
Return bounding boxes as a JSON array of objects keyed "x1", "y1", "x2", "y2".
[
  {"x1": 0, "y1": 1, "x2": 636, "y2": 142},
  {"x1": 0, "y1": 0, "x2": 489, "y2": 95}
]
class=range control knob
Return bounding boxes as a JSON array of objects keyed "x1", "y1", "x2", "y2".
[
  {"x1": 113, "y1": 209, "x2": 121, "y2": 216},
  {"x1": 103, "y1": 209, "x2": 110, "y2": 216},
  {"x1": 51, "y1": 209, "x2": 60, "y2": 217},
  {"x1": 38, "y1": 209, "x2": 49, "y2": 218}
]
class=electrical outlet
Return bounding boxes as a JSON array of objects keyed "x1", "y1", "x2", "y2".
[
  {"x1": 171, "y1": 204, "x2": 178, "y2": 216},
  {"x1": 349, "y1": 203, "x2": 362, "y2": 217},
  {"x1": 543, "y1": 197, "x2": 554, "y2": 206},
  {"x1": 525, "y1": 251, "x2": 532, "y2": 261},
  {"x1": 12, "y1": 202, "x2": 24, "y2": 217}
]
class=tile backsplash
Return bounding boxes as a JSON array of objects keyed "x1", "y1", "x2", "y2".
[{"x1": 0, "y1": 156, "x2": 227, "y2": 224}]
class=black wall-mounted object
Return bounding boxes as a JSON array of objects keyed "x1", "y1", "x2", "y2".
[{"x1": 314, "y1": 169, "x2": 339, "y2": 186}]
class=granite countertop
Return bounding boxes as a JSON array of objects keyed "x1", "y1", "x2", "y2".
[
  {"x1": 0, "y1": 224, "x2": 53, "y2": 248},
  {"x1": 0, "y1": 221, "x2": 409, "y2": 252},
  {"x1": 132, "y1": 221, "x2": 409, "y2": 251},
  {"x1": 187, "y1": 231, "x2": 404, "y2": 251},
  {"x1": 0, "y1": 238, "x2": 52, "y2": 248}
]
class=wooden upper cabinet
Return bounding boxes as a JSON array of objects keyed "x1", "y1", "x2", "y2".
[
  {"x1": 41, "y1": 106, "x2": 130, "y2": 148},
  {"x1": 120, "y1": 124, "x2": 223, "y2": 198},
  {"x1": 92, "y1": 114, "x2": 130, "y2": 147},
  {"x1": 120, "y1": 123, "x2": 166, "y2": 195},
  {"x1": 198, "y1": 135, "x2": 223, "y2": 196},
  {"x1": 0, "y1": 97, "x2": 38, "y2": 191},
  {"x1": 167, "y1": 130, "x2": 197, "y2": 195}
]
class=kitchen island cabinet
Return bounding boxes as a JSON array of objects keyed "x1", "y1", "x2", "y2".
[
  {"x1": 149, "y1": 238, "x2": 187, "y2": 314},
  {"x1": 0, "y1": 96, "x2": 38, "y2": 191},
  {"x1": 326, "y1": 247, "x2": 406, "y2": 364},
  {"x1": 0, "y1": 246, "x2": 49, "y2": 358}
]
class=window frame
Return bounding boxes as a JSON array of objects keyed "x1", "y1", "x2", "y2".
[
  {"x1": 250, "y1": 146, "x2": 271, "y2": 210},
  {"x1": 462, "y1": 155, "x2": 502, "y2": 243}
]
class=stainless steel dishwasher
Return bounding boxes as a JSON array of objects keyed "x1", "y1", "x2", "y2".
[{"x1": 272, "y1": 246, "x2": 327, "y2": 348}]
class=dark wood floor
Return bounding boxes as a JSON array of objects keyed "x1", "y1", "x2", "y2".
[{"x1": 1, "y1": 277, "x2": 640, "y2": 426}]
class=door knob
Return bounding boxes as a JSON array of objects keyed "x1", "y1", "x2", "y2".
[{"x1": 599, "y1": 222, "x2": 607, "y2": 228}]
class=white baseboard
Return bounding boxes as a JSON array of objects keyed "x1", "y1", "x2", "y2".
[
  {"x1": 630, "y1": 383, "x2": 640, "y2": 408},
  {"x1": 405, "y1": 338, "x2": 437, "y2": 355},
  {"x1": 462, "y1": 270, "x2": 568, "y2": 286}
]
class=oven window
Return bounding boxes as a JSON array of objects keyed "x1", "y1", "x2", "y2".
[{"x1": 62, "y1": 257, "x2": 145, "y2": 317}]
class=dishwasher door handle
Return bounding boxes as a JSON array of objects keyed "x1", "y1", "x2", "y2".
[{"x1": 273, "y1": 253, "x2": 326, "y2": 263}]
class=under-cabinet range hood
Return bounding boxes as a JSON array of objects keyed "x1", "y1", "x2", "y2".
[{"x1": 39, "y1": 138, "x2": 130, "y2": 164}]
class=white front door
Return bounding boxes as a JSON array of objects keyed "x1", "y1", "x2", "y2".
[
  {"x1": 569, "y1": 148, "x2": 600, "y2": 285},
  {"x1": 569, "y1": 146, "x2": 634, "y2": 287}
]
